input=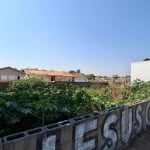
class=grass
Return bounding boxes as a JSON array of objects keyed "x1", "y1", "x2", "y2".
[{"x1": 85, "y1": 85, "x2": 124, "y2": 100}]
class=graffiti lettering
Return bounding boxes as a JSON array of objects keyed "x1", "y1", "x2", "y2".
[
  {"x1": 121, "y1": 107, "x2": 132, "y2": 144},
  {"x1": 135, "y1": 105, "x2": 142, "y2": 134},
  {"x1": 102, "y1": 114, "x2": 118, "y2": 150},
  {"x1": 146, "y1": 102, "x2": 150, "y2": 126},
  {"x1": 18, "y1": 100, "x2": 150, "y2": 150},
  {"x1": 75, "y1": 119, "x2": 97, "y2": 150},
  {"x1": 42, "y1": 135, "x2": 56, "y2": 150}
]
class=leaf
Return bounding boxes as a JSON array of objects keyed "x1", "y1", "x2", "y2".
[
  {"x1": 5, "y1": 101, "x2": 17, "y2": 108},
  {"x1": 21, "y1": 108, "x2": 32, "y2": 114}
]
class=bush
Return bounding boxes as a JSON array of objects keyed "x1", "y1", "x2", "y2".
[{"x1": 1, "y1": 78, "x2": 150, "y2": 137}]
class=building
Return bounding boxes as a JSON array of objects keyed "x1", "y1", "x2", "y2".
[
  {"x1": 24, "y1": 69, "x2": 73, "y2": 82},
  {"x1": 23, "y1": 69, "x2": 88, "y2": 82},
  {"x1": 112, "y1": 76, "x2": 131, "y2": 86},
  {"x1": 96, "y1": 76, "x2": 130, "y2": 86},
  {"x1": 131, "y1": 59, "x2": 150, "y2": 82},
  {"x1": 70, "y1": 73, "x2": 88, "y2": 82},
  {"x1": 0, "y1": 67, "x2": 25, "y2": 82},
  {"x1": 0, "y1": 67, "x2": 25, "y2": 87}
]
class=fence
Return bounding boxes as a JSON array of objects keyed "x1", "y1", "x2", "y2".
[{"x1": 1, "y1": 99, "x2": 150, "y2": 150}]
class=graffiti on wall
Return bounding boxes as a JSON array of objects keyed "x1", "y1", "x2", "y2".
[
  {"x1": 42, "y1": 101, "x2": 150, "y2": 150},
  {"x1": 2, "y1": 100, "x2": 150, "y2": 150}
]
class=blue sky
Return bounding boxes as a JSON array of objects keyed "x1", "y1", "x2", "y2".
[{"x1": 0, "y1": 0, "x2": 150, "y2": 76}]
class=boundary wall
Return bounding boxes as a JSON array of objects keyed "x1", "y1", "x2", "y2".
[{"x1": 1, "y1": 99, "x2": 150, "y2": 150}]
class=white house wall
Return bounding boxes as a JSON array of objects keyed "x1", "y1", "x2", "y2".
[
  {"x1": 0, "y1": 68, "x2": 24, "y2": 82},
  {"x1": 74, "y1": 77, "x2": 88, "y2": 82},
  {"x1": 131, "y1": 61, "x2": 150, "y2": 82}
]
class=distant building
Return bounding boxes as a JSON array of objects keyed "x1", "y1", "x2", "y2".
[
  {"x1": 23, "y1": 69, "x2": 88, "y2": 82},
  {"x1": 70, "y1": 73, "x2": 88, "y2": 82},
  {"x1": 0, "y1": 67, "x2": 25, "y2": 87},
  {"x1": 0, "y1": 67, "x2": 24, "y2": 82},
  {"x1": 131, "y1": 59, "x2": 150, "y2": 82},
  {"x1": 112, "y1": 76, "x2": 131, "y2": 86},
  {"x1": 96, "y1": 76, "x2": 130, "y2": 86},
  {"x1": 24, "y1": 69, "x2": 73, "y2": 82}
]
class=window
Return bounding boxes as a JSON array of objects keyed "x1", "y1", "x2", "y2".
[
  {"x1": 8, "y1": 75, "x2": 17, "y2": 81},
  {"x1": 1, "y1": 75, "x2": 8, "y2": 81}
]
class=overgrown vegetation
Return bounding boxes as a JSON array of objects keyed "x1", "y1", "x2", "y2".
[{"x1": 0, "y1": 78, "x2": 150, "y2": 137}]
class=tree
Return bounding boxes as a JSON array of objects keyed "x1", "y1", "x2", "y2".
[
  {"x1": 69, "y1": 70, "x2": 76, "y2": 74},
  {"x1": 86, "y1": 74, "x2": 96, "y2": 80},
  {"x1": 112, "y1": 75, "x2": 119, "y2": 82},
  {"x1": 112, "y1": 75, "x2": 119, "y2": 80}
]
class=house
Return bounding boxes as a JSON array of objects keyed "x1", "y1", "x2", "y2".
[
  {"x1": 96, "y1": 76, "x2": 130, "y2": 86},
  {"x1": 23, "y1": 69, "x2": 73, "y2": 82},
  {"x1": 70, "y1": 73, "x2": 88, "y2": 82},
  {"x1": 23, "y1": 69, "x2": 89, "y2": 83},
  {"x1": 0, "y1": 67, "x2": 25, "y2": 87},
  {"x1": 131, "y1": 59, "x2": 150, "y2": 82},
  {"x1": 0, "y1": 67, "x2": 25, "y2": 82},
  {"x1": 112, "y1": 76, "x2": 131, "y2": 86}
]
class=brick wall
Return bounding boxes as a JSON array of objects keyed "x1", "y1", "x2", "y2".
[{"x1": 0, "y1": 82, "x2": 9, "y2": 88}]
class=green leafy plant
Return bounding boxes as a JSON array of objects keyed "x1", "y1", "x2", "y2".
[{"x1": 1, "y1": 78, "x2": 150, "y2": 137}]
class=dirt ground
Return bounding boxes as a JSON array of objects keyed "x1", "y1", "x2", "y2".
[{"x1": 125, "y1": 130, "x2": 150, "y2": 150}]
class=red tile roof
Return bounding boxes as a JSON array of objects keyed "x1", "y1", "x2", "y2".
[{"x1": 24, "y1": 69, "x2": 73, "y2": 77}]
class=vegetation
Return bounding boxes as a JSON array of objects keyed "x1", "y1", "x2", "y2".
[
  {"x1": 0, "y1": 78, "x2": 150, "y2": 137},
  {"x1": 86, "y1": 74, "x2": 96, "y2": 80}
]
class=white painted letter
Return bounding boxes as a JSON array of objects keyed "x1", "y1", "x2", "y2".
[
  {"x1": 42, "y1": 135, "x2": 56, "y2": 150},
  {"x1": 121, "y1": 107, "x2": 132, "y2": 144},
  {"x1": 146, "y1": 102, "x2": 150, "y2": 126},
  {"x1": 75, "y1": 119, "x2": 97, "y2": 150},
  {"x1": 103, "y1": 114, "x2": 118, "y2": 150},
  {"x1": 135, "y1": 105, "x2": 142, "y2": 134}
]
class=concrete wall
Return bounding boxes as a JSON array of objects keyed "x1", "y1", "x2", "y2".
[
  {"x1": 1, "y1": 99, "x2": 150, "y2": 150},
  {"x1": 74, "y1": 77, "x2": 88, "y2": 82},
  {"x1": 131, "y1": 61, "x2": 150, "y2": 82}
]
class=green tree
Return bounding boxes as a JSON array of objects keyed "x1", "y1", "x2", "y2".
[
  {"x1": 69, "y1": 70, "x2": 76, "y2": 73},
  {"x1": 86, "y1": 74, "x2": 96, "y2": 80}
]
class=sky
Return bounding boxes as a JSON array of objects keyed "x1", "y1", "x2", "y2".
[{"x1": 0, "y1": 0, "x2": 150, "y2": 76}]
